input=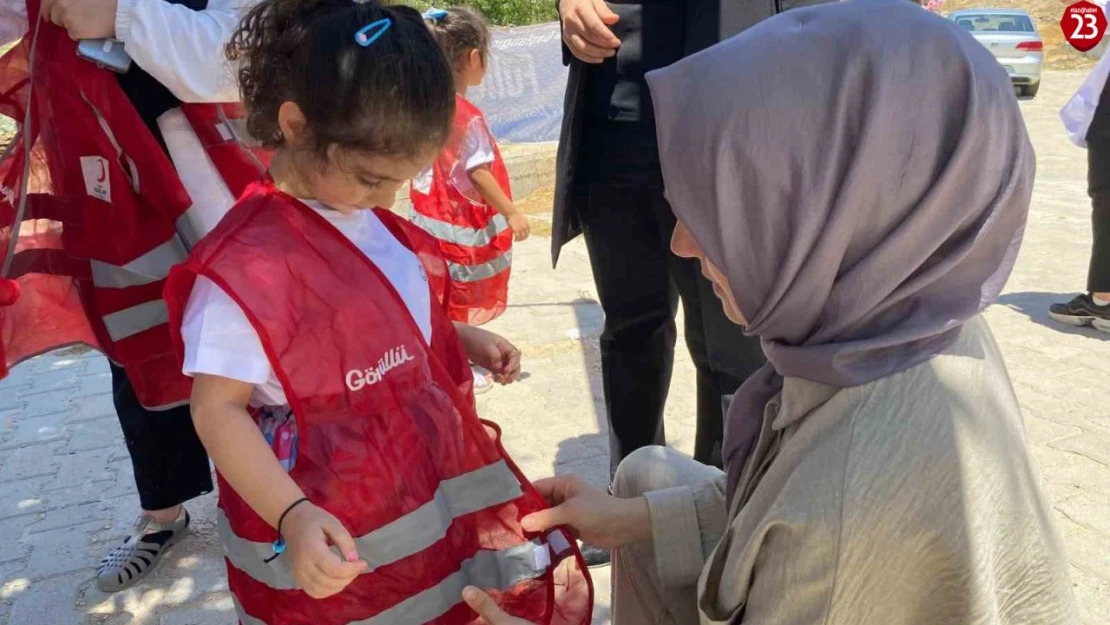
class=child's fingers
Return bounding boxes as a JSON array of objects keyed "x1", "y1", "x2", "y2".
[
  {"x1": 500, "y1": 349, "x2": 522, "y2": 381},
  {"x1": 314, "y1": 548, "x2": 367, "y2": 580},
  {"x1": 320, "y1": 517, "x2": 361, "y2": 562},
  {"x1": 304, "y1": 568, "x2": 355, "y2": 598},
  {"x1": 317, "y1": 519, "x2": 368, "y2": 578}
]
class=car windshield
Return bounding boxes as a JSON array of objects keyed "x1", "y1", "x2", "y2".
[{"x1": 954, "y1": 14, "x2": 1035, "y2": 33}]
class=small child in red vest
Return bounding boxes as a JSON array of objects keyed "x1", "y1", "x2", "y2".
[
  {"x1": 162, "y1": 1, "x2": 591, "y2": 623},
  {"x1": 410, "y1": 7, "x2": 529, "y2": 394}
]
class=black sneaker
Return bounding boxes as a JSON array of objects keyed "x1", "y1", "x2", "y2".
[
  {"x1": 1048, "y1": 294, "x2": 1110, "y2": 333},
  {"x1": 578, "y1": 542, "x2": 611, "y2": 568}
]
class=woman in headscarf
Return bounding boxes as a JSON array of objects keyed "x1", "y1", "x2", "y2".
[{"x1": 460, "y1": 1, "x2": 1079, "y2": 624}]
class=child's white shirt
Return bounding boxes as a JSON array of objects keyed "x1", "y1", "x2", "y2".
[
  {"x1": 412, "y1": 116, "x2": 496, "y2": 203},
  {"x1": 180, "y1": 201, "x2": 433, "y2": 406}
]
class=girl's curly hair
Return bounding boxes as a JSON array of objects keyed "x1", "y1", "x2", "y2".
[{"x1": 226, "y1": 0, "x2": 455, "y2": 159}]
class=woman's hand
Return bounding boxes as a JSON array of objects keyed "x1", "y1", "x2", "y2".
[
  {"x1": 454, "y1": 324, "x2": 522, "y2": 384},
  {"x1": 282, "y1": 502, "x2": 368, "y2": 599},
  {"x1": 522, "y1": 474, "x2": 652, "y2": 550},
  {"x1": 40, "y1": 0, "x2": 117, "y2": 39},
  {"x1": 463, "y1": 587, "x2": 536, "y2": 624},
  {"x1": 558, "y1": 0, "x2": 621, "y2": 64}
]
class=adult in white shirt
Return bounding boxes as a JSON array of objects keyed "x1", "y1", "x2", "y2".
[
  {"x1": 1054, "y1": 0, "x2": 1110, "y2": 332},
  {"x1": 0, "y1": 0, "x2": 253, "y2": 592}
]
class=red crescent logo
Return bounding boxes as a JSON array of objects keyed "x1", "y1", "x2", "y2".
[{"x1": 96, "y1": 160, "x2": 107, "y2": 184}]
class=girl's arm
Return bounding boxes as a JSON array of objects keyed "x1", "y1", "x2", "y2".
[
  {"x1": 453, "y1": 322, "x2": 522, "y2": 384},
  {"x1": 469, "y1": 167, "x2": 530, "y2": 241},
  {"x1": 190, "y1": 373, "x2": 368, "y2": 598},
  {"x1": 190, "y1": 373, "x2": 304, "y2": 527},
  {"x1": 469, "y1": 166, "x2": 515, "y2": 219}
]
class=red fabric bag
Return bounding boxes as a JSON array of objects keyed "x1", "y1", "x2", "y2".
[{"x1": 0, "y1": 2, "x2": 265, "y2": 408}]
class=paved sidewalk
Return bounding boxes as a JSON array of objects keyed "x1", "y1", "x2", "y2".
[{"x1": 2, "y1": 70, "x2": 1110, "y2": 624}]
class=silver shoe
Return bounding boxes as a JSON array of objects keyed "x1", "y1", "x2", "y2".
[{"x1": 96, "y1": 507, "x2": 190, "y2": 592}]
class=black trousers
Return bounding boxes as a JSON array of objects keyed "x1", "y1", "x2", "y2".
[
  {"x1": 1087, "y1": 138, "x2": 1110, "y2": 293},
  {"x1": 579, "y1": 121, "x2": 766, "y2": 473},
  {"x1": 111, "y1": 363, "x2": 213, "y2": 511}
]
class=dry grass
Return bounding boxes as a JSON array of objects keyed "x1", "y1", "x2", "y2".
[
  {"x1": 946, "y1": 0, "x2": 1097, "y2": 70},
  {"x1": 516, "y1": 185, "x2": 555, "y2": 237}
]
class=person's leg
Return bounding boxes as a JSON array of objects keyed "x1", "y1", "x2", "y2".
[
  {"x1": 1088, "y1": 138, "x2": 1110, "y2": 303},
  {"x1": 610, "y1": 446, "x2": 723, "y2": 625},
  {"x1": 1051, "y1": 137, "x2": 1110, "y2": 331},
  {"x1": 580, "y1": 182, "x2": 678, "y2": 475},
  {"x1": 98, "y1": 362, "x2": 213, "y2": 592},
  {"x1": 652, "y1": 200, "x2": 766, "y2": 467}
]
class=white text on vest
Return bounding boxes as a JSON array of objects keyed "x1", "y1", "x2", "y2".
[{"x1": 346, "y1": 346, "x2": 416, "y2": 391}]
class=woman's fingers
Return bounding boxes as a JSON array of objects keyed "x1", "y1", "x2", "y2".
[
  {"x1": 521, "y1": 502, "x2": 570, "y2": 533},
  {"x1": 463, "y1": 586, "x2": 534, "y2": 625},
  {"x1": 567, "y1": 34, "x2": 613, "y2": 63},
  {"x1": 575, "y1": 2, "x2": 620, "y2": 48}
]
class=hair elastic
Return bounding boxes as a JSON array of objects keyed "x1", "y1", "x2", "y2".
[
  {"x1": 422, "y1": 8, "x2": 448, "y2": 21},
  {"x1": 355, "y1": 18, "x2": 392, "y2": 46}
]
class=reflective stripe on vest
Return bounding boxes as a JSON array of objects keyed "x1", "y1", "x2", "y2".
[
  {"x1": 102, "y1": 300, "x2": 169, "y2": 341},
  {"x1": 411, "y1": 212, "x2": 509, "y2": 249},
  {"x1": 447, "y1": 250, "x2": 512, "y2": 284},
  {"x1": 220, "y1": 460, "x2": 524, "y2": 590},
  {"x1": 234, "y1": 540, "x2": 549, "y2": 625},
  {"x1": 90, "y1": 236, "x2": 187, "y2": 288}
]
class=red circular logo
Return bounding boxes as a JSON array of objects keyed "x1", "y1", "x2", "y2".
[{"x1": 1062, "y1": 0, "x2": 1107, "y2": 52}]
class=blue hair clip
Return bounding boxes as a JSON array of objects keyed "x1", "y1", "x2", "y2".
[
  {"x1": 355, "y1": 17, "x2": 392, "y2": 47},
  {"x1": 423, "y1": 8, "x2": 448, "y2": 21}
]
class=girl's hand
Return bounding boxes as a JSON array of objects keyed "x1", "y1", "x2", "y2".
[
  {"x1": 463, "y1": 587, "x2": 536, "y2": 625},
  {"x1": 507, "y1": 211, "x2": 531, "y2": 242},
  {"x1": 282, "y1": 502, "x2": 368, "y2": 598},
  {"x1": 455, "y1": 324, "x2": 522, "y2": 384}
]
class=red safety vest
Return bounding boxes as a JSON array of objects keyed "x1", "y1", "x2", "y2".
[
  {"x1": 410, "y1": 95, "x2": 513, "y2": 326},
  {"x1": 163, "y1": 180, "x2": 592, "y2": 625},
  {"x1": 0, "y1": 5, "x2": 267, "y2": 409}
]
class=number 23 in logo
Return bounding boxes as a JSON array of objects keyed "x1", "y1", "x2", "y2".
[{"x1": 1062, "y1": 0, "x2": 1107, "y2": 52}]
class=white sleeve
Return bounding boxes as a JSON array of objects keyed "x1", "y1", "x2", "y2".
[
  {"x1": 0, "y1": 0, "x2": 27, "y2": 49},
  {"x1": 180, "y1": 275, "x2": 273, "y2": 385},
  {"x1": 460, "y1": 116, "x2": 496, "y2": 172},
  {"x1": 114, "y1": 0, "x2": 254, "y2": 103}
]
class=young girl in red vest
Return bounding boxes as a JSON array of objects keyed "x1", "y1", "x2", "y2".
[
  {"x1": 162, "y1": 2, "x2": 590, "y2": 624},
  {"x1": 410, "y1": 7, "x2": 529, "y2": 393}
]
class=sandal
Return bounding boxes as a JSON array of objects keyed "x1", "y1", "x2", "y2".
[{"x1": 96, "y1": 506, "x2": 190, "y2": 592}]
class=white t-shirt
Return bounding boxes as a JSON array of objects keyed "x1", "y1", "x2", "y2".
[
  {"x1": 180, "y1": 201, "x2": 433, "y2": 406},
  {"x1": 1061, "y1": 0, "x2": 1110, "y2": 148},
  {"x1": 412, "y1": 116, "x2": 495, "y2": 203}
]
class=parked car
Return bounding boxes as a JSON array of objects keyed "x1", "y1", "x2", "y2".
[{"x1": 950, "y1": 8, "x2": 1043, "y2": 97}]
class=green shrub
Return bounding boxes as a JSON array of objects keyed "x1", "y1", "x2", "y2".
[{"x1": 404, "y1": 0, "x2": 557, "y2": 26}]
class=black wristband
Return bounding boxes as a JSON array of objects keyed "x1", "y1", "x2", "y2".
[{"x1": 277, "y1": 497, "x2": 311, "y2": 538}]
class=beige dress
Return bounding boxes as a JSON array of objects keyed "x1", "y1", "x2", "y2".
[{"x1": 612, "y1": 317, "x2": 1078, "y2": 625}]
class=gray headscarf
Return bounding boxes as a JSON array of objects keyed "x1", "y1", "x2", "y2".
[{"x1": 646, "y1": 0, "x2": 1034, "y2": 499}]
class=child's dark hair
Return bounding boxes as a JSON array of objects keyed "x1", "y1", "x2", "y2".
[
  {"x1": 424, "y1": 7, "x2": 491, "y2": 69},
  {"x1": 227, "y1": 0, "x2": 455, "y2": 160}
]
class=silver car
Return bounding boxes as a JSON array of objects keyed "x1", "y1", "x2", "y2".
[{"x1": 950, "y1": 8, "x2": 1044, "y2": 98}]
